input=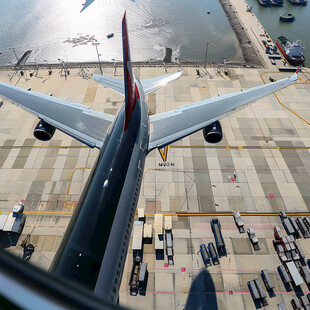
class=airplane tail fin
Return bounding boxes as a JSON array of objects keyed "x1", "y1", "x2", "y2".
[{"x1": 122, "y1": 12, "x2": 137, "y2": 132}]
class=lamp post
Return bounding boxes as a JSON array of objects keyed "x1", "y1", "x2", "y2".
[
  {"x1": 93, "y1": 42, "x2": 102, "y2": 75},
  {"x1": 9, "y1": 47, "x2": 18, "y2": 62},
  {"x1": 204, "y1": 42, "x2": 210, "y2": 69}
]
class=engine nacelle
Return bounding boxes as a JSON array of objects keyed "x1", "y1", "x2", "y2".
[
  {"x1": 202, "y1": 120, "x2": 223, "y2": 144},
  {"x1": 33, "y1": 120, "x2": 56, "y2": 141}
]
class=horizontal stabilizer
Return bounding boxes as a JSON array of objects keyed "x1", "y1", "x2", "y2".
[
  {"x1": 141, "y1": 71, "x2": 182, "y2": 96},
  {"x1": 93, "y1": 74, "x2": 125, "y2": 96}
]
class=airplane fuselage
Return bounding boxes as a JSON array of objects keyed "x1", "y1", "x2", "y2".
[{"x1": 50, "y1": 79, "x2": 149, "y2": 303}]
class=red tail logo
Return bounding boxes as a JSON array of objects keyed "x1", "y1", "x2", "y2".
[{"x1": 122, "y1": 12, "x2": 136, "y2": 131}]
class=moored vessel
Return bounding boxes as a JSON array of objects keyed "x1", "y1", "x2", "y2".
[
  {"x1": 279, "y1": 13, "x2": 295, "y2": 22},
  {"x1": 276, "y1": 36, "x2": 305, "y2": 66}
]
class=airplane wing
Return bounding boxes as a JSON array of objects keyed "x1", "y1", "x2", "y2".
[
  {"x1": 93, "y1": 74, "x2": 125, "y2": 96},
  {"x1": 0, "y1": 82, "x2": 114, "y2": 149},
  {"x1": 149, "y1": 72, "x2": 298, "y2": 151},
  {"x1": 141, "y1": 72, "x2": 183, "y2": 96},
  {"x1": 93, "y1": 71, "x2": 183, "y2": 97}
]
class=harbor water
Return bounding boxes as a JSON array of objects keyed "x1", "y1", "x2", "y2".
[
  {"x1": 0, "y1": 0, "x2": 242, "y2": 66},
  {"x1": 246, "y1": 0, "x2": 309, "y2": 65}
]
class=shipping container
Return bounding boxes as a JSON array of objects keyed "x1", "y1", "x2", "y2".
[
  {"x1": 248, "y1": 280, "x2": 260, "y2": 300},
  {"x1": 296, "y1": 217, "x2": 310, "y2": 238},
  {"x1": 200, "y1": 244, "x2": 211, "y2": 267},
  {"x1": 278, "y1": 265, "x2": 291, "y2": 284},
  {"x1": 301, "y1": 266, "x2": 310, "y2": 285},
  {"x1": 286, "y1": 261, "x2": 304, "y2": 286},
  {"x1": 282, "y1": 218, "x2": 295, "y2": 235},
  {"x1": 261, "y1": 269, "x2": 274, "y2": 290},
  {"x1": 210, "y1": 219, "x2": 226, "y2": 255}
]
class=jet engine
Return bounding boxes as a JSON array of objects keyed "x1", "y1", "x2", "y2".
[
  {"x1": 202, "y1": 120, "x2": 223, "y2": 144},
  {"x1": 33, "y1": 120, "x2": 56, "y2": 141}
]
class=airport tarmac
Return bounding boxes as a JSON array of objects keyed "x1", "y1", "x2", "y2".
[{"x1": 0, "y1": 64, "x2": 310, "y2": 309}]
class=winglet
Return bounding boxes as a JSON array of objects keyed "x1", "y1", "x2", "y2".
[
  {"x1": 122, "y1": 11, "x2": 137, "y2": 132},
  {"x1": 80, "y1": 0, "x2": 95, "y2": 13}
]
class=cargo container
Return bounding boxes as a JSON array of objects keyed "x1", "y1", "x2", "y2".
[
  {"x1": 143, "y1": 223, "x2": 152, "y2": 239},
  {"x1": 254, "y1": 278, "x2": 267, "y2": 299},
  {"x1": 299, "y1": 295, "x2": 310, "y2": 308},
  {"x1": 278, "y1": 265, "x2": 291, "y2": 284},
  {"x1": 164, "y1": 216, "x2": 172, "y2": 231},
  {"x1": 303, "y1": 217, "x2": 310, "y2": 230},
  {"x1": 289, "y1": 217, "x2": 300, "y2": 237},
  {"x1": 138, "y1": 262, "x2": 147, "y2": 284},
  {"x1": 277, "y1": 302, "x2": 287, "y2": 310},
  {"x1": 132, "y1": 221, "x2": 144, "y2": 251},
  {"x1": 282, "y1": 218, "x2": 295, "y2": 235},
  {"x1": 296, "y1": 217, "x2": 310, "y2": 238},
  {"x1": 200, "y1": 244, "x2": 211, "y2": 267},
  {"x1": 286, "y1": 261, "x2": 304, "y2": 286},
  {"x1": 137, "y1": 208, "x2": 145, "y2": 222},
  {"x1": 261, "y1": 269, "x2": 274, "y2": 290},
  {"x1": 294, "y1": 241, "x2": 305, "y2": 259},
  {"x1": 248, "y1": 280, "x2": 260, "y2": 300},
  {"x1": 208, "y1": 242, "x2": 219, "y2": 265},
  {"x1": 301, "y1": 266, "x2": 310, "y2": 285}
]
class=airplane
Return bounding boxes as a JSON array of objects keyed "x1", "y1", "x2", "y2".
[
  {"x1": 80, "y1": 0, "x2": 95, "y2": 13},
  {"x1": 0, "y1": 12, "x2": 299, "y2": 304}
]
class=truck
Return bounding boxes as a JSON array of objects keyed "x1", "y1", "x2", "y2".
[
  {"x1": 129, "y1": 256, "x2": 141, "y2": 296},
  {"x1": 296, "y1": 217, "x2": 310, "y2": 238},
  {"x1": 261, "y1": 269, "x2": 274, "y2": 290},
  {"x1": 286, "y1": 261, "x2": 304, "y2": 286},
  {"x1": 233, "y1": 211, "x2": 245, "y2": 233},
  {"x1": 247, "y1": 227, "x2": 260, "y2": 250},
  {"x1": 289, "y1": 217, "x2": 300, "y2": 238},
  {"x1": 3, "y1": 212, "x2": 26, "y2": 234},
  {"x1": 274, "y1": 226, "x2": 283, "y2": 240},
  {"x1": 200, "y1": 244, "x2": 211, "y2": 267},
  {"x1": 299, "y1": 296, "x2": 310, "y2": 309},
  {"x1": 208, "y1": 242, "x2": 219, "y2": 265},
  {"x1": 165, "y1": 230, "x2": 174, "y2": 265},
  {"x1": 282, "y1": 218, "x2": 295, "y2": 235},
  {"x1": 210, "y1": 219, "x2": 226, "y2": 256},
  {"x1": 294, "y1": 241, "x2": 305, "y2": 259},
  {"x1": 278, "y1": 265, "x2": 291, "y2": 285},
  {"x1": 1, "y1": 201, "x2": 26, "y2": 234},
  {"x1": 248, "y1": 280, "x2": 260, "y2": 301},
  {"x1": 291, "y1": 298, "x2": 302, "y2": 310},
  {"x1": 254, "y1": 278, "x2": 268, "y2": 306},
  {"x1": 300, "y1": 266, "x2": 310, "y2": 285},
  {"x1": 303, "y1": 217, "x2": 310, "y2": 230}
]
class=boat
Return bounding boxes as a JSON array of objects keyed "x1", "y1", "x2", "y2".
[
  {"x1": 257, "y1": 0, "x2": 271, "y2": 6},
  {"x1": 276, "y1": 36, "x2": 305, "y2": 66},
  {"x1": 271, "y1": 0, "x2": 284, "y2": 6},
  {"x1": 287, "y1": 0, "x2": 307, "y2": 5},
  {"x1": 106, "y1": 33, "x2": 114, "y2": 39},
  {"x1": 279, "y1": 13, "x2": 295, "y2": 22}
]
